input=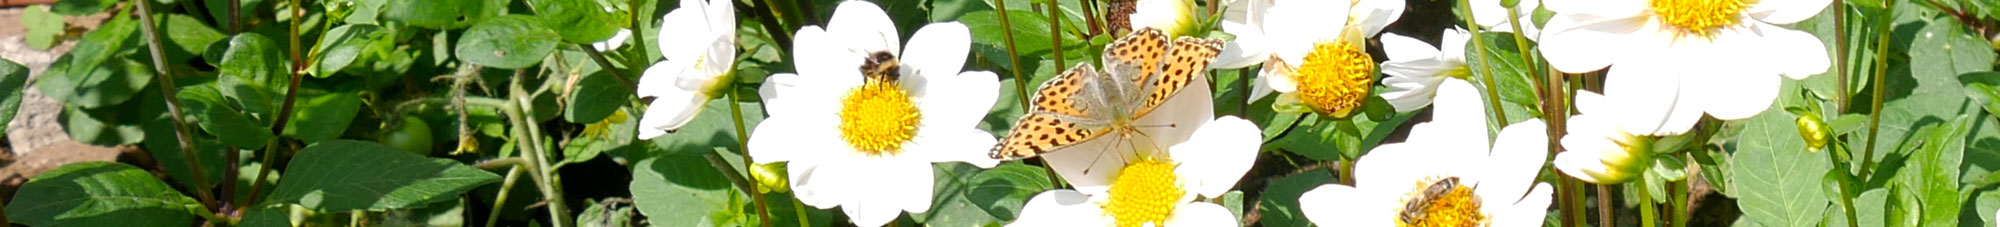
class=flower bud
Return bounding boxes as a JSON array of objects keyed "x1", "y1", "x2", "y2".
[
  {"x1": 1796, "y1": 113, "x2": 1831, "y2": 151},
  {"x1": 750, "y1": 162, "x2": 789, "y2": 194}
]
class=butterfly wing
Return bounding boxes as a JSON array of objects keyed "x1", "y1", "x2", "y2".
[
  {"x1": 1130, "y1": 36, "x2": 1225, "y2": 118},
  {"x1": 989, "y1": 64, "x2": 1113, "y2": 160}
]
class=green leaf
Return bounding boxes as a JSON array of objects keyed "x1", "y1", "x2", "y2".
[
  {"x1": 564, "y1": 109, "x2": 636, "y2": 165},
  {"x1": 1469, "y1": 32, "x2": 1539, "y2": 110},
  {"x1": 629, "y1": 152, "x2": 742, "y2": 226},
  {"x1": 178, "y1": 86, "x2": 271, "y2": 149},
  {"x1": 531, "y1": 0, "x2": 623, "y2": 44},
  {"x1": 382, "y1": 0, "x2": 506, "y2": 29},
  {"x1": 1889, "y1": 116, "x2": 1969, "y2": 225},
  {"x1": 217, "y1": 34, "x2": 290, "y2": 117},
  {"x1": 3, "y1": 162, "x2": 202, "y2": 226},
  {"x1": 648, "y1": 99, "x2": 760, "y2": 156},
  {"x1": 1257, "y1": 168, "x2": 1335, "y2": 227},
  {"x1": 566, "y1": 70, "x2": 631, "y2": 123},
  {"x1": 281, "y1": 88, "x2": 363, "y2": 143},
  {"x1": 262, "y1": 140, "x2": 502, "y2": 211},
  {"x1": 63, "y1": 87, "x2": 154, "y2": 146},
  {"x1": 958, "y1": 10, "x2": 1089, "y2": 72},
  {"x1": 0, "y1": 59, "x2": 27, "y2": 137},
  {"x1": 35, "y1": 15, "x2": 151, "y2": 108},
  {"x1": 24, "y1": 5, "x2": 65, "y2": 50},
  {"x1": 51, "y1": 0, "x2": 117, "y2": 15},
  {"x1": 160, "y1": 14, "x2": 227, "y2": 62},
  {"x1": 456, "y1": 15, "x2": 563, "y2": 69},
  {"x1": 314, "y1": 25, "x2": 382, "y2": 77},
  {"x1": 914, "y1": 163, "x2": 1013, "y2": 226},
  {"x1": 1824, "y1": 188, "x2": 1888, "y2": 227},
  {"x1": 957, "y1": 163, "x2": 1053, "y2": 222},
  {"x1": 578, "y1": 198, "x2": 635, "y2": 227},
  {"x1": 1731, "y1": 81, "x2": 1831, "y2": 227}
]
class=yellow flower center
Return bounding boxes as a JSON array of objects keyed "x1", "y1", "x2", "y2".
[
  {"x1": 1398, "y1": 178, "x2": 1486, "y2": 227},
  {"x1": 1104, "y1": 158, "x2": 1183, "y2": 227},
  {"x1": 1292, "y1": 41, "x2": 1375, "y2": 118},
  {"x1": 837, "y1": 78, "x2": 921, "y2": 156},
  {"x1": 1650, "y1": 0, "x2": 1751, "y2": 37}
]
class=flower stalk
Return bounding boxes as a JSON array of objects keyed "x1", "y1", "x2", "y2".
[
  {"x1": 134, "y1": 0, "x2": 217, "y2": 208},
  {"x1": 727, "y1": 89, "x2": 773, "y2": 225},
  {"x1": 1454, "y1": 0, "x2": 1510, "y2": 126}
]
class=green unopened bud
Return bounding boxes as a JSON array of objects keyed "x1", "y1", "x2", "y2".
[
  {"x1": 750, "y1": 162, "x2": 789, "y2": 194},
  {"x1": 1796, "y1": 113, "x2": 1831, "y2": 151}
]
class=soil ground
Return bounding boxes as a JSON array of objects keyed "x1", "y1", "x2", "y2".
[{"x1": 0, "y1": 5, "x2": 123, "y2": 202}]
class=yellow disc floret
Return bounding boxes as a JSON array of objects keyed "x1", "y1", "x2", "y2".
[
  {"x1": 1104, "y1": 158, "x2": 1183, "y2": 227},
  {"x1": 1292, "y1": 41, "x2": 1375, "y2": 118},
  {"x1": 1651, "y1": 0, "x2": 1750, "y2": 37},
  {"x1": 1398, "y1": 178, "x2": 1486, "y2": 227},
  {"x1": 838, "y1": 78, "x2": 921, "y2": 156}
]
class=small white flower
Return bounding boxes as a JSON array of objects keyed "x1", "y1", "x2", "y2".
[
  {"x1": 1538, "y1": 0, "x2": 1832, "y2": 135},
  {"x1": 1128, "y1": 0, "x2": 1198, "y2": 36},
  {"x1": 1298, "y1": 79, "x2": 1553, "y2": 227},
  {"x1": 1008, "y1": 116, "x2": 1260, "y2": 227},
  {"x1": 1377, "y1": 28, "x2": 1471, "y2": 112},
  {"x1": 635, "y1": 0, "x2": 735, "y2": 139},
  {"x1": 1554, "y1": 91, "x2": 1654, "y2": 184},
  {"x1": 746, "y1": 1, "x2": 1001, "y2": 226},
  {"x1": 592, "y1": 29, "x2": 633, "y2": 51}
]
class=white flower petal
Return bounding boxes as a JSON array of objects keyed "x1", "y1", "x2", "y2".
[
  {"x1": 1042, "y1": 137, "x2": 1130, "y2": 188},
  {"x1": 1354, "y1": 143, "x2": 1450, "y2": 190},
  {"x1": 1249, "y1": 74, "x2": 1275, "y2": 103},
  {"x1": 1164, "y1": 202, "x2": 1238, "y2": 226},
  {"x1": 636, "y1": 90, "x2": 708, "y2": 139},
  {"x1": 1541, "y1": 0, "x2": 1648, "y2": 18},
  {"x1": 1756, "y1": 22, "x2": 1831, "y2": 80},
  {"x1": 747, "y1": 117, "x2": 840, "y2": 164},
  {"x1": 704, "y1": 0, "x2": 735, "y2": 32},
  {"x1": 1381, "y1": 33, "x2": 1443, "y2": 62},
  {"x1": 1299, "y1": 184, "x2": 1395, "y2": 226},
  {"x1": 1538, "y1": 13, "x2": 1649, "y2": 73},
  {"x1": 1472, "y1": 0, "x2": 1511, "y2": 27},
  {"x1": 1422, "y1": 79, "x2": 1490, "y2": 144},
  {"x1": 638, "y1": 60, "x2": 688, "y2": 98},
  {"x1": 1008, "y1": 190, "x2": 1112, "y2": 227},
  {"x1": 1169, "y1": 116, "x2": 1260, "y2": 197},
  {"x1": 1472, "y1": 119, "x2": 1549, "y2": 206},
  {"x1": 657, "y1": 1, "x2": 709, "y2": 59},
  {"x1": 1748, "y1": 0, "x2": 1831, "y2": 25},
  {"x1": 909, "y1": 128, "x2": 1000, "y2": 168},
  {"x1": 1489, "y1": 183, "x2": 1555, "y2": 227},
  {"x1": 793, "y1": 159, "x2": 859, "y2": 208},
  {"x1": 1260, "y1": 64, "x2": 1299, "y2": 93},
  {"x1": 827, "y1": 1, "x2": 901, "y2": 55},
  {"x1": 1442, "y1": 28, "x2": 1472, "y2": 62},
  {"x1": 1354, "y1": 0, "x2": 1406, "y2": 37},
  {"x1": 1551, "y1": 148, "x2": 1617, "y2": 183},
  {"x1": 786, "y1": 159, "x2": 834, "y2": 207},
  {"x1": 1602, "y1": 51, "x2": 1700, "y2": 135},
  {"x1": 593, "y1": 29, "x2": 632, "y2": 51},
  {"x1": 900, "y1": 22, "x2": 973, "y2": 83},
  {"x1": 917, "y1": 71, "x2": 1001, "y2": 130},
  {"x1": 1266, "y1": 0, "x2": 1350, "y2": 44},
  {"x1": 1215, "y1": 28, "x2": 1270, "y2": 69},
  {"x1": 834, "y1": 158, "x2": 919, "y2": 227},
  {"x1": 885, "y1": 160, "x2": 937, "y2": 213},
  {"x1": 793, "y1": 27, "x2": 867, "y2": 81},
  {"x1": 1695, "y1": 66, "x2": 1781, "y2": 121}
]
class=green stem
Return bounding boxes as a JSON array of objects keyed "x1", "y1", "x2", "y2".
[
  {"x1": 578, "y1": 44, "x2": 640, "y2": 93},
  {"x1": 728, "y1": 90, "x2": 772, "y2": 225},
  {"x1": 1049, "y1": 0, "x2": 1064, "y2": 70},
  {"x1": 506, "y1": 78, "x2": 574, "y2": 227},
  {"x1": 1454, "y1": 0, "x2": 1511, "y2": 126},
  {"x1": 1670, "y1": 179, "x2": 1688, "y2": 227},
  {"x1": 1860, "y1": 0, "x2": 1893, "y2": 179},
  {"x1": 486, "y1": 167, "x2": 524, "y2": 227},
  {"x1": 748, "y1": 0, "x2": 796, "y2": 53},
  {"x1": 993, "y1": 0, "x2": 1032, "y2": 110},
  {"x1": 1639, "y1": 180, "x2": 1657, "y2": 227},
  {"x1": 1598, "y1": 184, "x2": 1613, "y2": 227},
  {"x1": 1834, "y1": 0, "x2": 1848, "y2": 113},
  {"x1": 134, "y1": 0, "x2": 217, "y2": 208},
  {"x1": 1504, "y1": 6, "x2": 1539, "y2": 80}
]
